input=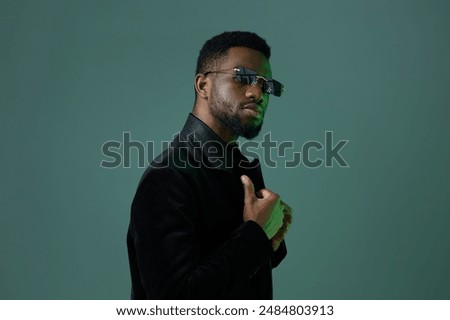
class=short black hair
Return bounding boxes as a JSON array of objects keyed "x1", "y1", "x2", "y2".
[{"x1": 195, "y1": 31, "x2": 271, "y2": 75}]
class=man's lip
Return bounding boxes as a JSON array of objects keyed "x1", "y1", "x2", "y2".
[{"x1": 243, "y1": 104, "x2": 261, "y2": 112}]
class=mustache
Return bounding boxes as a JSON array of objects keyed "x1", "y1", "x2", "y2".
[{"x1": 241, "y1": 100, "x2": 264, "y2": 110}]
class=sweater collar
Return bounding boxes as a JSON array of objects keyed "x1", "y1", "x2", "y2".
[{"x1": 178, "y1": 113, "x2": 250, "y2": 172}]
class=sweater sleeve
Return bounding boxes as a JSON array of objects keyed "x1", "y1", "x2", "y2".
[{"x1": 128, "y1": 167, "x2": 274, "y2": 299}]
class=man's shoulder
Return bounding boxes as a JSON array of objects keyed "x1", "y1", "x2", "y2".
[
  {"x1": 137, "y1": 140, "x2": 201, "y2": 189},
  {"x1": 149, "y1": 137, "x2": 200, "y2": 170}
]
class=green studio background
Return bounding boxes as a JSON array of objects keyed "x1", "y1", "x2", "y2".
[{"x1": 1, "y1": 0, "x2": 449, "y2": 299}]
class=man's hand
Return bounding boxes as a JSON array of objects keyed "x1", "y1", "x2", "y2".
[
  {"x1": 241, "y1": 175, "x2": 279, "y2": 233},
  {"x1": 270, "y1": 200, "x2": 293, "y2": 251}
]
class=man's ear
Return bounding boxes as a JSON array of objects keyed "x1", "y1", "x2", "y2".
[{"x1": 194, "y1": 74, "x2": 210, "y2": 99}]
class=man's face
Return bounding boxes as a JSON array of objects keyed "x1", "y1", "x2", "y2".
[{"x1": 208, "y1": 47, "x2": 272, "y2": 139}]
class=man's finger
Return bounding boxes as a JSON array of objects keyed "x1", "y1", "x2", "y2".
[
  {"x1": 280, "y1": 200, "x2": 293, "y2": 215},
  {"x1": 284, "y1": 212, "x2": 293, "y2": 225},
  {"x1": 258, "y1": 188, "x2": 279, "y2": 201},
  {"x1": 240, "y1": 175, "x2": 255, "y2": 202}
]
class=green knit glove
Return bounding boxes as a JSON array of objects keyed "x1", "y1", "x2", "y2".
[{"x1": 262, "y1": 198, "x2": 285, "y2": 239}]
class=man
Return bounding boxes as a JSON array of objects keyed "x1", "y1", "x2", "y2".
[{"x1": 127, "y1": 31, "x2": 292, "y2": 299}]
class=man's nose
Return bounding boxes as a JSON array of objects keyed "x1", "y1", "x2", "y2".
[{"x1": 245, "y1": 83, "x2": 264, "y2": 102}]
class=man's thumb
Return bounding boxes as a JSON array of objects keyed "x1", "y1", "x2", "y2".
[{"x1": 240, "y1": 175, "x2": 255, "y2": 199}]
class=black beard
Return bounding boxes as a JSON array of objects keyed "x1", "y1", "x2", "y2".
[
  {"x1": 208, "y1": 85, "x2": 264, "y2": 139},
  {"x1": 213, "y1": 109, "x2": 263, "y2": 139}
]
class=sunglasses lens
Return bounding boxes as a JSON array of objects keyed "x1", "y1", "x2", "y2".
[
  {"x1": 235, "y1": 68, "x2": 257, "y2": 85},
  {"x1": 272, "y1": 80, "x2": 284, "y2": 97},
  {"x1": 235, "y1": 67, "x2": 284, "y2": 96},
  {"x1": 242, "y1": 75, "x2": 257, "y2": 85}
]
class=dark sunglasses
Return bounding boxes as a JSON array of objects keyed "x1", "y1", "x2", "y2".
[{"x1": 204, "y1": 66, "x2": 285, "y2": 97}]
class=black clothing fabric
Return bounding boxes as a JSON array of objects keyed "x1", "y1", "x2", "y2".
[{"x1": 127, "y1": 113, "x2": 287, "y2": 299}]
